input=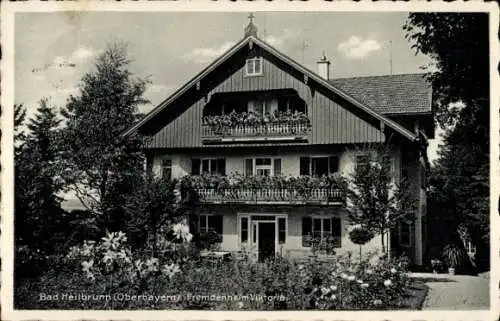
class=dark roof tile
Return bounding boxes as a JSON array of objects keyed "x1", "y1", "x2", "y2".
[{"x1": 329, "y1": 73, "x2": 432, "y2": 115}]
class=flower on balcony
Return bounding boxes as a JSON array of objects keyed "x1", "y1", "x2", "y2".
[{"x1": 202, "y1": 110, "x2": 311, "y2": 129}]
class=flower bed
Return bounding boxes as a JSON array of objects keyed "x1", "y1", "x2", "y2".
[{"x1": 15, "y1": 250, "x2": 419, "y2": 310}]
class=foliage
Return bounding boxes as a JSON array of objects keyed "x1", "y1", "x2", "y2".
[
  {"x1": 404, "y1": 13, "x2": 489, "y2": 129},
  {"x1": 202, "y1": 110, "x2": 310, "y2": 128},
  {"x1": 181, "y1": 173, "x2": 345, "y2": 191},
  {"x1": 15, "y1": 98, "x2": 67, "y2": 257},
  {"x1": 59, "y1": 43, "x2": 150, "y2": 233},
  {"x1": 348, "y1": 225, "x2": 375, "y2": 246},
  {"x1": 197, "y1": 231, "x2": 223, "y2": 251},
  {"x1": 345, "y1": 145, "x2": 417, "y2": 253},
  {"x1": 405, "y1": 13, "x2": 489, "y2": 270},
  {"x1": 16, "y1": 250, "x2": 418, "y2": 310},
  {"x1": 441, "y1": 243, "x2": 469, "y2": 269},
  {"x1": 124, "y1": 175, "x2": 187, "y2": 254}
]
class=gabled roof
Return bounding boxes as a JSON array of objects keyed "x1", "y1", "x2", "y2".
[
  {"x1": 123, "y1": 35, "x2": 419, "y2": 142},
  {"x1": 329, "y1": 73, "x2": 432, "y2": 115}
]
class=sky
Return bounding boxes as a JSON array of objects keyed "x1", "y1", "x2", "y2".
[{"x1": 15, "y1": 11, "x2": 442, "y2": 161}]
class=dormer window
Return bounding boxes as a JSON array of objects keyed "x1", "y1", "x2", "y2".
[{"x1": 246, "y1": 57, "x2": 263, "y2": 76}]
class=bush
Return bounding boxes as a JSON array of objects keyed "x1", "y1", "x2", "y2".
[{"x1": 442, "y1": 243, "x2": 469, "y2": 269}]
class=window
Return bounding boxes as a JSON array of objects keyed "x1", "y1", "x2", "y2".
[
  {"x1": 302, "y1": 216, "x2": 341, "y2": 248},
  {"x1": 240, "y1": 217, "x2": 249, "y2": 243},
  {"x1": 191, "y1": 158, "x2": 226, "y2": 175},
  {"x1": 246, "y1": 57, "x2": 263, "y2": 76},
  {"x1": 200, "y1": 214, "x2": 223, "y2": 236},
  {"x1": 300, "y1": 156, "x2": 339, "y2": 176},
  {"x1": 161, "y1": 159, "x2": 172, "y2": 180},
  {"x1": 245, "y1": 158, "x2": 282, "y2": 176}
]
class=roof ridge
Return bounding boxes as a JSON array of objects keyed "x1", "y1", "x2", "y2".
[{"x1": 329, "y1": 72, "x2": 428, "y2": 81}]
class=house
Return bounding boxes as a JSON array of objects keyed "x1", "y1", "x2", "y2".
[{"x1": 123, "y1": 20, "x2": 434, "y2": 265}]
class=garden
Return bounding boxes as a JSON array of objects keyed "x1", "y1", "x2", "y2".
[{"x1": 15, "y1": 226, "x2": 428, "y2": 310}]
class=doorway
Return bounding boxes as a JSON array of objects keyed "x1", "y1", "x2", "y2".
[{"x1": 257, "y1": 222, "x2": 276, "y2": 262}]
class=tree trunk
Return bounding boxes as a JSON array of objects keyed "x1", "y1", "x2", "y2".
[{"x1": 359, "y1": 245, "x2": 362, "y2": 262}]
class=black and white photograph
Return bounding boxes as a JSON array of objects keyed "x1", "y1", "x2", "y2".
[{"x1": 1, "y1": 2, "x2": 498, "y2": 319}]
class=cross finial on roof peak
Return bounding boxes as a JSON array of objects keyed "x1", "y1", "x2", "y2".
[{"x1": 244, "y1": 13, "x2": 258, "y2": 37}]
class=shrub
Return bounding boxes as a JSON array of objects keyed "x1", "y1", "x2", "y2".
[{"x1": 442, "y1": 243, "x2": 469, "y2": 269}]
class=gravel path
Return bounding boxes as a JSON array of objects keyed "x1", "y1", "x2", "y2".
[{"x1": 409, "y1": 272, "x2": 490, "y2": 310}]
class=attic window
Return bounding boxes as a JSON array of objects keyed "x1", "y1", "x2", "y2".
[{"x1": 246, "y1": 57, "x2": 263, "y2": 76}]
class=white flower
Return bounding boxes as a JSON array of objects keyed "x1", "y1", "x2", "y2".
[
  {"x1": 321, "y1": 286, "x2": 330, "y2": 295},
  {"x1": 330, "y1": 294, "x2": 337, "y2": 300},
  {"x1": 162, "y1": 263, "x2": 181, "y2": 279},
  {"x1": 361, "y1": 283, "x2": 369, "y2": 289},
  {"x1": 145, "y1": 258, "x2": 159, "y2": 272},
  {"x1": 237, "y1": 301, "x2": 244, "y2": 309},
  {"x1": 172, "y1": 222, "x2": 193, "y2": 243},
  {"x1": 384, "y1": 279, "x2": 393, "y2": 287},
  {"x1": 366, "y1": 269, "x2": 373, "y2": 275},
  {"x1": 356, "y1": 279, "x2": 363, "y2": 284},
  {"x1": 373, "y1": 299, "x2": 382, "y2": 305},
  {"x1": 347, "y1": 275, "x2": 356, "y2": 281},
  {"x1": 340, "y1": 273, "x2": 348, "y2": 279},
  {"x1": 81, "y1": 260, "x2": 94, "y2": 273},
  {"x1": 390, "y1": 268, "x2": 397, "y2": 274},
  {"x1": 330, "y1": 285, "x2": 337, "y2": 291}
]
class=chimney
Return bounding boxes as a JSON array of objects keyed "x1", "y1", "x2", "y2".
[{"x1": 317, "y1": 52, "x2": 331, "y2": 80}]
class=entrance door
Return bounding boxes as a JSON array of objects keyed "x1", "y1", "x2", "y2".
[{"x1": 257, "y1": 222, "x2": 275, "y2": 262}]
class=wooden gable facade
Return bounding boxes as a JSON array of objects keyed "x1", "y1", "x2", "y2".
[{"x1": 128, "y1": 36, "x2": 419, "y2": 149}]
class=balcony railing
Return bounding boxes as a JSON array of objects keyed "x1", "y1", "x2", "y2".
[
  {"x1": 202, "y1": 121, "x2": 311, "y2": 139},
  {"x1": 194, "y1": 187, "x2": 344, "y2": 205}
]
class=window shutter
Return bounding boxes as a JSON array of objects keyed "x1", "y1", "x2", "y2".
[
  {"x1": 300, "y1": 157, "x2": 310, "y2": 175},
  {"x1": 332, "y1": 217, "x2": 342, "y2": 248},
  {"x1": 217, "y1": 158, "x2": 226, "y2": 176},
  {"x1": 191, "y1": 159, "x2": 200, "y2": 175},
  {"x1": 329, "y1": 156, "x2": 339, "y2": 174},
  {"x1": 302, "y1": 217, "x2": 312, "y2": 247},
  {"x1": 245, "y1": 159, "x2": 253, "y2": 176},
  {"x1": 211, "y1": 215, "x2": 223, "y2": 235},
  {"x1": 210, "y1": 159, "x2": 217, "y2": 173},
  {"x1": 273, "y1": 158, "x2": 282, "y2": 176}
]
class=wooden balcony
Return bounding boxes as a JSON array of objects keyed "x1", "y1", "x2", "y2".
[
  {"x1": 201, "y1": 120, "x2": 311, "y2": 144},
  {"x1": 194, "y1": 187, "x2": 344, "y2": 205}
]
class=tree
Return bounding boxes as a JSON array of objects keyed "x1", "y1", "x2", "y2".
[
  {"x1": 124, "y1": 175, "x2": 186, "y2": 256},
  {"x1": 15, "y1": 98, "x2": 65, "y2": 254},
  {"x1": 405, "y1": 13, "x2": 489, "y2": 270},
  {"x1": 345, "y1": 145, "x2": 418, "y2": 254},
  {"x1": 60, "y1": 43, "x2": 150, "y2": 233}
]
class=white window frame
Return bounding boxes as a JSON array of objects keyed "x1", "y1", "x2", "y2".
[
  {"x1": 237, "y1": 213, "x2": 288, "y2": 252},
  {"x1": 247, "y1": 158, "x2": 281, "y2": 177},
  {"x1": 245, "y1": 57, "x2": 263, "y2": 76}
]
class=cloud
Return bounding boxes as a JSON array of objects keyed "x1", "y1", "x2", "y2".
[
  {"x1": 146, "y1": 84, "x2": 176, "y2": 94},
  {"x1": 70, "y1": 46, "x2": 97, "y2": 62},
  {"x1": 263, "y1": 29, "x2": 298, "y2": 48},
  {"x1": 182, "y1": 41, "x2": 236, "y2": 64},
  {"x1": 337, "y1": 36, "x2": 382, "y2": 59}
]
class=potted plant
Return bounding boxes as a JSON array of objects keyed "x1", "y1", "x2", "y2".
[
  {"x1": 442, "y1": 243, "x2": 467, "y2": 275},
  {"x1": 430, "y1": 258, "x2": 443, "y2": 274}
]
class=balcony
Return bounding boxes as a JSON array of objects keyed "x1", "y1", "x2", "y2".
[
  {"x1": 181, "y1": 174, "x2": 345, "y2": 205},
  {"x1": 195, "y1": 187, "x2": 343, "y2": 205},
  {"x1": 201, "y1": 111, "x2": 311, "y2": 144}
]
